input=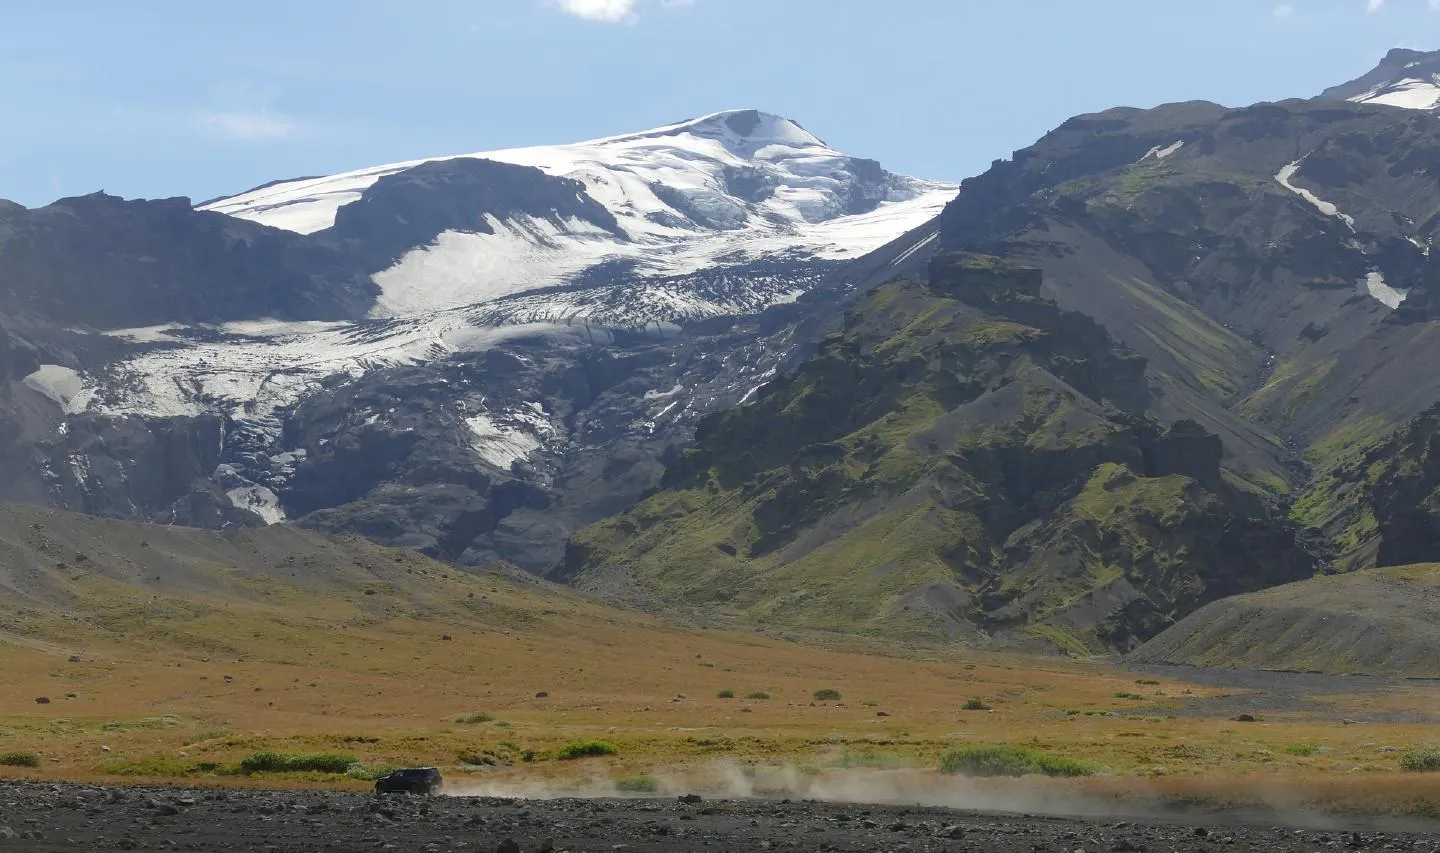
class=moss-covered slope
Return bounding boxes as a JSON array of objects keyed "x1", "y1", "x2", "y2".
[
  {"x1": 562, "y1": 255, "x2": 1313, "y2": 649},
  {"x1": 1292, "y1": 401, "x2": 1440, "y2": 571}
]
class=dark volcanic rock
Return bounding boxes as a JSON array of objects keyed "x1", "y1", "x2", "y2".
[
  {"x1": 0, "y1": 782, "x2": 1436, "y2": 853},
  {"x1": 0, "y1": 192, "x2": 377, "y2": 329}
]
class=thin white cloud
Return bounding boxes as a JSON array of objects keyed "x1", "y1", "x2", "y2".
[
  {"x1": 1273, "y1": 3, "x2": 1294, "y2": 19},
  {"x1": 557, "y1": 0, "x2": 638, "y2": 22},
  {"x1": 553, "y1": 0, "x2": 695, "y2": 23},
  {"x1": 196, "y1": 109, "x2": 297, "y2": 142},
  {"x1": 1367, "y1": 0, "x2": 1384, "y2": 12}
]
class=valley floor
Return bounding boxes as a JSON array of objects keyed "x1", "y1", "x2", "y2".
[{"x1": 4, "y1": 549, "x2": 1440, "y2": 824}]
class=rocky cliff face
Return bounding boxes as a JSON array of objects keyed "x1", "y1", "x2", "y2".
[
  {"x1": 561, "y1": 255, "x2": 1313, "y2": 649},
  {"x1": 0, "y1": 193, "x2": 377, "y2": 328}
]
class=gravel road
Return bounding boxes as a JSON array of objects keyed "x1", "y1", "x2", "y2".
[{"x1": 1, "y1": 782, "x2": 1437, "y2": 852}]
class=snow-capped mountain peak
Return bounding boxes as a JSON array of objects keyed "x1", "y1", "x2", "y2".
[
  {"x1": 1320, "y1": 47, "x2": 1440, "y2": 112},
  {"x1": 608, "y1": 109, "x2": 827, "y2": 150},
  {"x1": 202, "y1": 109, "x2": 956, "y2": 321}
]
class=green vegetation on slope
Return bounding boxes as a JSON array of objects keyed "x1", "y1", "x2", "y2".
[
  {"x1": 1285, "y1": 405, "x2": 1440, "y2": 571},
  {"x1": 564, "y1": 254, "x2": 1312, "y2": 650}
]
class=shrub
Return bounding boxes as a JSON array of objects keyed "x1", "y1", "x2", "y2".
[
  {"x1": 1284, "y1": 744, "x2": 1321, "y2": 757},
  {"x1": 746, "y1": 692, "x2": 771, "y2": 700},
  {"x1": 1401, "y1": 748, "x2": 1440, "y2": 772},
  {"x1": 813, "y1": 689, "x2": 842, "y2": 702},
  {"x1": 938, "y1": 745, "x2": 1095, "y2": 778},
  {"x1": 98, "y1": 757, "x2": 229, "y2": 777},
  {"x1": 0, "y1": 751, "x2": 40, "y2": 768},
  {"x1": 1135, "y1": 679, "x2": 1161, "y2": 686},
  {"x1": 343, "y1": 762, "x2": 398, "y2": 781},
  {"x1": 962, "y1": 698, "x2": 992, "y2": 711},
  {"x1": 1114, "y1": 692, "x2": 1145, "y2": 700},
  {"x1": 454, "y1": 712, "x2": 494, "y2": 724},
  {"x1": 615, "y1": 775, "x2": 659, "y2": 793},
  {"x1": 716, "y1": 690, "x2": 735, "y2": 699},
  {"x1": 554, "y1": 740, "x2": 619, "y2": 760},
  {"x1": 239, "y1": 751, "x2": 356, "y2": 774}
]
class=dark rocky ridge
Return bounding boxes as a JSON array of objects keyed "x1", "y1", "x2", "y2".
[
  {"x1": 928, "y1": 95, "x2": 1440, "y2": 571},
  {"x1": 320, "y1": 157, "x2": 627, "y2": 272}
]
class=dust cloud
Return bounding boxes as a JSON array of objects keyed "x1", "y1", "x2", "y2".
[
  {"x1": 443, "y1": 763, "x2": 1121, "y2": 818},
  {"x1": 441, "y1": 763, "x2": 1440, "y2": 832}
]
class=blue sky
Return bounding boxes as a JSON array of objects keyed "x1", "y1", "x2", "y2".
[{"x1": 2, "y1": 0, "x2": 1438, "y2": 208}]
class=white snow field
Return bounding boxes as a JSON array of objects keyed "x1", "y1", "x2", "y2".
[
  {"x1": 203, "y1": 110, "x2": 957, "y2": 319},
  {"x1": 77, "y1": 111, "x2": 953, "y2": 427},
  {"x1": 1348, "y1": 76, "x2": 1440, "y2": 111}
]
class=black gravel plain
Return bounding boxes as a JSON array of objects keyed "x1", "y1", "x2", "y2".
[{"x1": 2, "y1": 782, "x2": 1439, "y2": 853}]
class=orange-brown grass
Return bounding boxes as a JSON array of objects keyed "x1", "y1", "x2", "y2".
[{"x1": 1, "y1": 552, "x2": 1437, "y2": 816}]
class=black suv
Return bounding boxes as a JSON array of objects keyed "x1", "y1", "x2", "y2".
[{"x1": 373, "y1": 767, "x2": 444, "y2": 795}]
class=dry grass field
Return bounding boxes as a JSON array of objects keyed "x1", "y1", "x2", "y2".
[{"x1": 2, "y1": 528, "x2": 1440, "y2": 820}]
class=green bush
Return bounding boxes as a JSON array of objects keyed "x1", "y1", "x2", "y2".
[
  {"x1": 962, "y1": 698, "x2": 992, "y2": 711},
  {"x1": 716, "y1": 690, "x2": 735, "y2": 699},
  {"x1": 343, "y1": 762, "x2": 398, "y2": 781},
  {"x1": 0, "y1": 751, "x2": 40, "y2": 768},
  {"x1": 746, "y1": 692, "x2": 771, "y2": 700},
  {"x1": 239, "y1": 751, "x2": 356, "y2": 775},
  {"x1": 1114, "y1": 692, "x2": 1145, "y2": 700},
  {"x1": 813, "y1": 689, "x2": 842, "y2": 702},
  {"x1": 454, "y1": 712, "x2": 494, "y2": 724},
  {"x1": 614, "y1": 775, "x2": 659, "y2": 793},
  {"x1": 554, "y1": 740, "x2": 619, "y2": 760},
  {"x1": 1284, "y1": 744, "x2": 1320, "y2": 757},
  {"x1": 1401, "y1": 748, "x2": 1440, "y2": 772},
  {"x1": 938, "y1": 745, "x2": 1095, "y2": 778}
]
